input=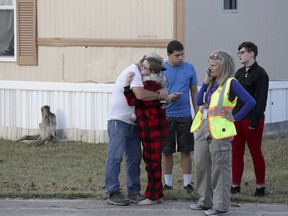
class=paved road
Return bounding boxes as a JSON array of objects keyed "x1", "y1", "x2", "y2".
[{"x1": 0, "y1": 199, "x2": 287, "y2": 216}]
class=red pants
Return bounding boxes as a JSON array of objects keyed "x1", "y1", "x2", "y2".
[
  {"x1": 142, "y1": 139, "x2": 163, "y2": 200},
  {"x1": 231, "y1": 119, "x2": 266, "y2": 185}
]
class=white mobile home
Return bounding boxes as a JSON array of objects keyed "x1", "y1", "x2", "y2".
[{"x1": 0, "y1": 0, "x2": 288, "y2": 143}]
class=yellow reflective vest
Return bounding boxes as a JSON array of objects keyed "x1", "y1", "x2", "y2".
[{"x1": 190, "y1": 78, "x2": 238, "y2": 140}]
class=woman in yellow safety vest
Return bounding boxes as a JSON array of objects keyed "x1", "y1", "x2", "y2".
[{"x1": 189, "y1": 50, "x2": 256, "y2": 216}]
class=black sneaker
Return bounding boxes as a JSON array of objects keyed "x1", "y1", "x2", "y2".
[
  {"x1": 163, "y1": 184, "x2": 173, "y2": 190},
  {"x1": 184, "y1": 184, "x2": 194, "y2": 193},
  {"x1": 127, "y1": 193, "x2": 145, "y2": 203},
  {"x1": 107, "y1": 192, "x2": 130, "y2": 206},
  {"x1": 254, "y1": 187, "x2": 266, "y2": 197},
  {"x1": 231, "y1": 186, "x2": 241, "y2": 194}
]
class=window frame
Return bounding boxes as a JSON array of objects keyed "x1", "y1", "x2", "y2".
[
  {"x1": 0, "y1": 0, "x2": 17, "y2": 62},
  {"x1": 222, "y1": 0, "x2": 239, "y2": 13}
]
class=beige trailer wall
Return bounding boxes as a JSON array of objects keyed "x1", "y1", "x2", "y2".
[
  {"x1": 0, "y1": 0, "x2": 179, "y2": 83},
  {"x1": 38, "y1": 0, "x2": 174, "y2": 39},
  {"x1": 3, "y1": 0, "x2": 288, "y2": 82}
]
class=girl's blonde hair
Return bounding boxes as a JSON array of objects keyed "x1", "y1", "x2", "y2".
[{"x1": 145, "y1": 57, "x2": 164, "y2": 74}]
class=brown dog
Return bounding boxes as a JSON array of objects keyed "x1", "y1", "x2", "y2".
[{"x1": 15, "y1": 105, "x2": 66, "y2": 145}]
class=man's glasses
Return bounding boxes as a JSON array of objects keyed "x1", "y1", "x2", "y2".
[{"x1": 237, "y1": 50, "x2": 248, "y2": 56}]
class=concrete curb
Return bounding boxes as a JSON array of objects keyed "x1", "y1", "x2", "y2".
[{"x1": 0, "y1": 199, "x2": 287, "y2": 216}]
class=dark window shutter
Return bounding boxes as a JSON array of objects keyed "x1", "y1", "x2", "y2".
[{"x1": 16, "y1": 0, "x2": 37, "y2": 65}]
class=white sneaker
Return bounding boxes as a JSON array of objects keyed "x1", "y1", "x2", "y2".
[
  {"x1": 189, "y1": 203, "x2": 210, "y2": 210},
  {"x1": 204, "y1": 209, "x2": 230, "y2": 215}
]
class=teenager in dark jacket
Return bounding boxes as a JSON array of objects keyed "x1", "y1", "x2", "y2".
[{"x1": 231, "y1": 42, "x2": 269, "y2": 197}]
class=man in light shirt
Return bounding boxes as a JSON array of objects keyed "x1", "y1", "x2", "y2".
[{"x1": 105, "y1": 54, "x2": 167, "y2": 206}]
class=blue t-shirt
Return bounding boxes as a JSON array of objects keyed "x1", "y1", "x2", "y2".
[{"x1": 162, "y1": 61, "x2": 198, "y2": 117}]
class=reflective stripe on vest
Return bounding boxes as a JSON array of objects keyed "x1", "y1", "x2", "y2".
[
  {"x1": 209, "y1": 78, "x2": 237, "y2": 139},
  {"x1": 191, "y1": 78, "x2": 238, "y2": 140}
]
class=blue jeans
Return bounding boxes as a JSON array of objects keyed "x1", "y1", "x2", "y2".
[{"x1": 105, "y1": 120, "x2": 142, "y2": 196}]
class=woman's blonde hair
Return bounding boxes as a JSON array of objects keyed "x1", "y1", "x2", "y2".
[{"x1": 209, "y1": 50, "x2": 235, "y2": 86}]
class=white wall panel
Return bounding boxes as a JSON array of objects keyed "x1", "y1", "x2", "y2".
[
  {"x1": 265, "y1": 89, "x2": 272, "y2": 123},
  {"x1": 0, "y1": 81, "x2": 288, "y2": 143},
  {"x1": 0, "y1": 81, "x2": 115, "y2": 143},
  {"x1": 269, "y1": 90, "x2": 288, "y2": 123}
]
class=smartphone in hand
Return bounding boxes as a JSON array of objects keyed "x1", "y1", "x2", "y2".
[{"x1": 207, "y1": 68, "x2": 212, "y2": 77}]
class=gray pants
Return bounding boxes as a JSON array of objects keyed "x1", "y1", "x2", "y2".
[{"x1": 194, "y1": 119, "x2": 231, "y2": 212}]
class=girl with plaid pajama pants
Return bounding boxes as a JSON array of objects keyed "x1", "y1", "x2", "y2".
[{"x1": 124, "y1": 55, "x2": 168, "y2": 205}]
